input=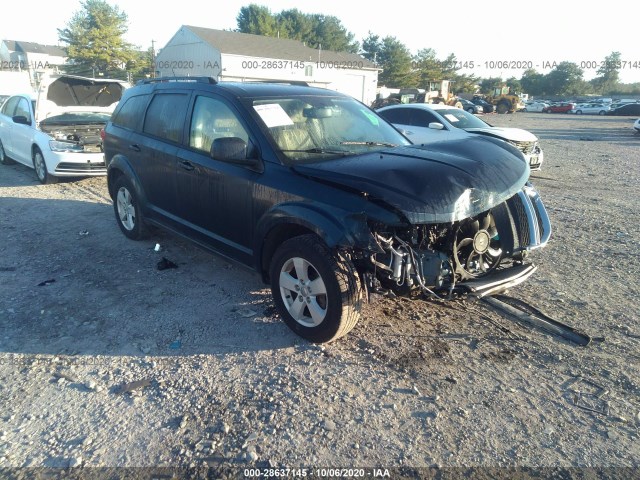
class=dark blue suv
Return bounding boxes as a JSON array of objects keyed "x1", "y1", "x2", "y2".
[{"x1": 104, "y1": 78, "x2": 551, "y2": 343}]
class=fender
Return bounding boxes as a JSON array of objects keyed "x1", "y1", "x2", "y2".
[{"x1": 254, "y1": 202, "x2": 383, "y2": 278}]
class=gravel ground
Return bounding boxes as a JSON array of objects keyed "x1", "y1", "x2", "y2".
[{"x1": 0, "y1": 113, "x2": 639, "y2": 478}]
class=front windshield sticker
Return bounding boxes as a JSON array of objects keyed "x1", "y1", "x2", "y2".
[
  {"x1": 444, "y1": 114, "x2": 460, "y2": 123},
  {"x1": 253, "y1": 104, "x2": 294, "y2": 128}
]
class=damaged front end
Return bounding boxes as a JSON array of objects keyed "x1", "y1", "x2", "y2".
[
  {"x1": 40, "y1": 123, "x2": 105, "y2": 154},
  {"x1": 357, "y1": 184, "x2": 551, "y2": 298}
]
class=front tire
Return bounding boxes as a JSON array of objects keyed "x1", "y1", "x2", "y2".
[
  {"x1": 496, "y1": 101, "x2": 510, "y2": 114},
  {"x1": 33, "y1": 148, "x2": 58, "y2": 184},
  {"x1": 113, "y1": 176, "x2": 146, "y2": 240},
  {"x1": 269, "y1": 234, "x2": 362, "y2": 343}
]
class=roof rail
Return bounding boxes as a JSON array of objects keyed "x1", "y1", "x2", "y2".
[
  {"x1": 137, "y1": 76, "x2": 217, "y2": 85},
  {"x1": 245, "y1": 80, "x2": 310, "y2": 87}
]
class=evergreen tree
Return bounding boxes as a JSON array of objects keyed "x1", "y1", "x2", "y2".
[{"x1": 58, "y1": 0, "x2": 135, "y2": 75}]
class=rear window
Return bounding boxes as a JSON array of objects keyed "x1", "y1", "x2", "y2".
[
  {"x1": 112, "y1": 94, "x2": 149, "y2": 131},
  {"x1": 143, "y1": 93, "x2": 189, "y2": 143}
]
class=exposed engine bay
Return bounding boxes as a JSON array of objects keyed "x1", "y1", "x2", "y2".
[
  {"x1": 358, "y1": 185, "x2": 551, "y2": 298},
  {"x1": 40, "y1": 123, "x2": 105, "y2": 153}
]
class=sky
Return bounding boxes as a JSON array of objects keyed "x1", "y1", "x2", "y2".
[{"x1": 3, "y1": 0, "x2": 639, "y2": 84}]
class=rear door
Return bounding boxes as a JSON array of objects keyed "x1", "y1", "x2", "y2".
[
  {"x1": 11, "y1": 97, "x2": 36, "y2": 163},
  {"x1": 133, "y1": 91, "x2": 191, "y2": 221},
  {"x1": 0, "y1": 96, "x2": 20, "y2": 160}
]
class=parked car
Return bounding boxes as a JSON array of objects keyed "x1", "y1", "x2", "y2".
[
  {"x1": 0, "y1": 74, "x2": 128, "y2": 183},
  {"x1": 634, "y1": 118, "x2": 640, "y2": 133},
  {"x1": 376, "y1": 103, "x2": 544, "y2": 170},
  {"x1": 607, "y1": 103, "x2": 640, "y2": 116},
  {"x1": 569, "y1": 103, "x2": 610, "y2": 115},
  {"x1": 523, "y1": 102, "x2": 549, "y2": 113},
  {"x1": 471, "y1": 97, "x2": 494, "y2": 113},
  {"x1": 542, "y1": 103, "x2": 575, "y2": 113},
  {"x1": 104, "y1": 78, "x2": 551, "y2": 343},
  {"x1": 458, "y1": 98, "x2": 482, "y2": 114}
]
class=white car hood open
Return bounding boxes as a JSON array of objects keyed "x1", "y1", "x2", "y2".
[
  {"x1": 36, "y1": 74, "x2": 128, "y2": 122},
  {"x1": 464, "y1": 127, "x2": 538, "y2": 142}
]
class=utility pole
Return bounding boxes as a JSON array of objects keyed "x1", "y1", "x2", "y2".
[{"x1": 151, "y1": 40, "x2": 156, "y2": 78}]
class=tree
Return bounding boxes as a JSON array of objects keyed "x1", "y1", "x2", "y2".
[
  {"x1": 308, "y1": 14, "x2": 358, "y2": 53},
  {"x1": 545, "y1": 62, "x2": 585, "y2": 95},
  {"x1": 377, "y1": 36, "x2": 416, "y2": 87},
  {"x1": 520, "y1": 69, "x2": 546, "y2": 96},
  {"x1": 236, "y1": 5, "x2": 358, "y2": 53},
  {"x1": 412, "y1": 48, "x2": 443, "y2": 86},
  {"x1": 592, "y1": 51, "x2": 621, "y2": 95},
  {"x1": 361, "y1": 33, "x2": 382, "y2": 64},
  {"x1": 58, "y1": 0, "x2": 135, "y2": 75}
]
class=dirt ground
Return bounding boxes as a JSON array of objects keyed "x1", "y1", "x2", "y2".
[{"x1": 0, "y1": 113, "x2": 639, "y2": 478}]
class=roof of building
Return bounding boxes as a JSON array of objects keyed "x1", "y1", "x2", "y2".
[
  {"x1": 182, "y1": 26, "x2": 376, "y2": 69},
  {"x1": 2, "y1": 40, "x2": 66, "y2": 57}
]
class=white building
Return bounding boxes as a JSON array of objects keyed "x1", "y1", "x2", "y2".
[
  {"x1": 0, "y1": 40, "x2": 67, "y2": 90},
  {"x1": 155, "y1": 26, "x2": 379, "y2": 105}
]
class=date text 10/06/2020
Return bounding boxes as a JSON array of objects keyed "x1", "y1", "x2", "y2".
[{"x1": 243, "y1": 468, "x2": 391, "y2": 478}]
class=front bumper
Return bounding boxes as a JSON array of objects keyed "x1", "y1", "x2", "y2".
[{"x1": 47, "y1": 150, "x2": 107, "y2": 177}]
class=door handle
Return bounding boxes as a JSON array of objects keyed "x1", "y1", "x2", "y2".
[
  {"x1": 128, "y1": 144, "x2": 141, "y2": 152},
  {"x1": 179, "y1": 160, "x2": 195, "y2": 171}
]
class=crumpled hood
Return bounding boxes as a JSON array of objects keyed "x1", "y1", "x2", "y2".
[
  {"x1": 465, "y1": 127, "x2": 538, "y2": 143},
  {"x1": 293, "y1": 136, "x2": 529, "y2": 224}
]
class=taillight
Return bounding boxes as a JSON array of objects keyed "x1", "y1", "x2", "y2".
[{"x1": 100, "y1": 128, "x2": 105, "y2": 141}]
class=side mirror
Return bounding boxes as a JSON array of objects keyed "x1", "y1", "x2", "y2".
[
  {"x1": 13, "y1": 115, "x2": 31, "y2": 125},
  {"x1": 428, "y1": 122, "x2": 445, "y2": 131},
  {"x1": 211, "y1": 137, "x2": 260, "y2": 167}
]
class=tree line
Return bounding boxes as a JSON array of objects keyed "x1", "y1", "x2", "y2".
[{"x1": 57, "y1": 1, "x2": 640, "y2": 95}]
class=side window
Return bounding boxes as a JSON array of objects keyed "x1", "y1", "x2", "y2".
[
  {"x1": 189, "y1": 96, "x2": 249, "y2": 154},
  {"x1": 14, "y1": 98, "x2": 32, "y2": 123},
  {"x1": 143, "y1": 93, "x2": 189, "y2": 143},
  {"x1": 378, "y1": 108, "x2": 411, "y2": 125},
  {"x1": 412, "y1": 110, "x2": 441, "y2": 127},
  {"x1": 112, "y1": 94, "x2": 149, "y2": 131},
  {"x1": 2, "y1": 97, "x2": 21, "y2": 116}
]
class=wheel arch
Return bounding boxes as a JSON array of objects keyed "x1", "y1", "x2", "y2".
[
  {"x1": 255, "y1": 204, "x2": 368, "y2": 283},
  {"x1": 107, "y1": 155, "x2": 148, "y2": 210}
]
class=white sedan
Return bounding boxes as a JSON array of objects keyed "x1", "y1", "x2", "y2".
[
  {"x1": 0, "y1": 74, "x2": 127, "y2": 183},
  {"x1": 523, "y1": 102, "x2": 548, "y2": 113},
  {"x1": 377, "y1": 103, "x2": 544, "y2": 170},
  {"x1": 569, "y1": 103, "x2": 610, "y2": 115}
]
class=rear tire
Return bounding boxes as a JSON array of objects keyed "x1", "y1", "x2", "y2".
[
  {"x1": 269, "y1": 234, "x2": 362, "y2": 343},
  {"x1": 0, "y1": 139, "x2": 15, "y2": 165},
  {"x1": 113, "y1": 176, "x2": 146, "y2": 240}
]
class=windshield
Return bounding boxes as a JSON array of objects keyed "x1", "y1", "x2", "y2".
[
  {"x1": 253, "y1": 96, "x2": 410, "y2": 163},
  {"x1": 438, "y1": 108, "x2": 491, "y2": 129}
]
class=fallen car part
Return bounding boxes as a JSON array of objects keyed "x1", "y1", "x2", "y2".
[
  {"x1": 481, "y1": 295, "x2": 593, "y2": 346},
  {"x1": 157, "y1": 257, "x2": 178, "y2": 271}
]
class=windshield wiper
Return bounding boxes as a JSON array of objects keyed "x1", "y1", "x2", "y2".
[
  {"x1": 281, "y1": 147, "x2": 349, "y2": 155},
  {"x1": 339, "y1": 141, "x2": 397, "y2": 147}
]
